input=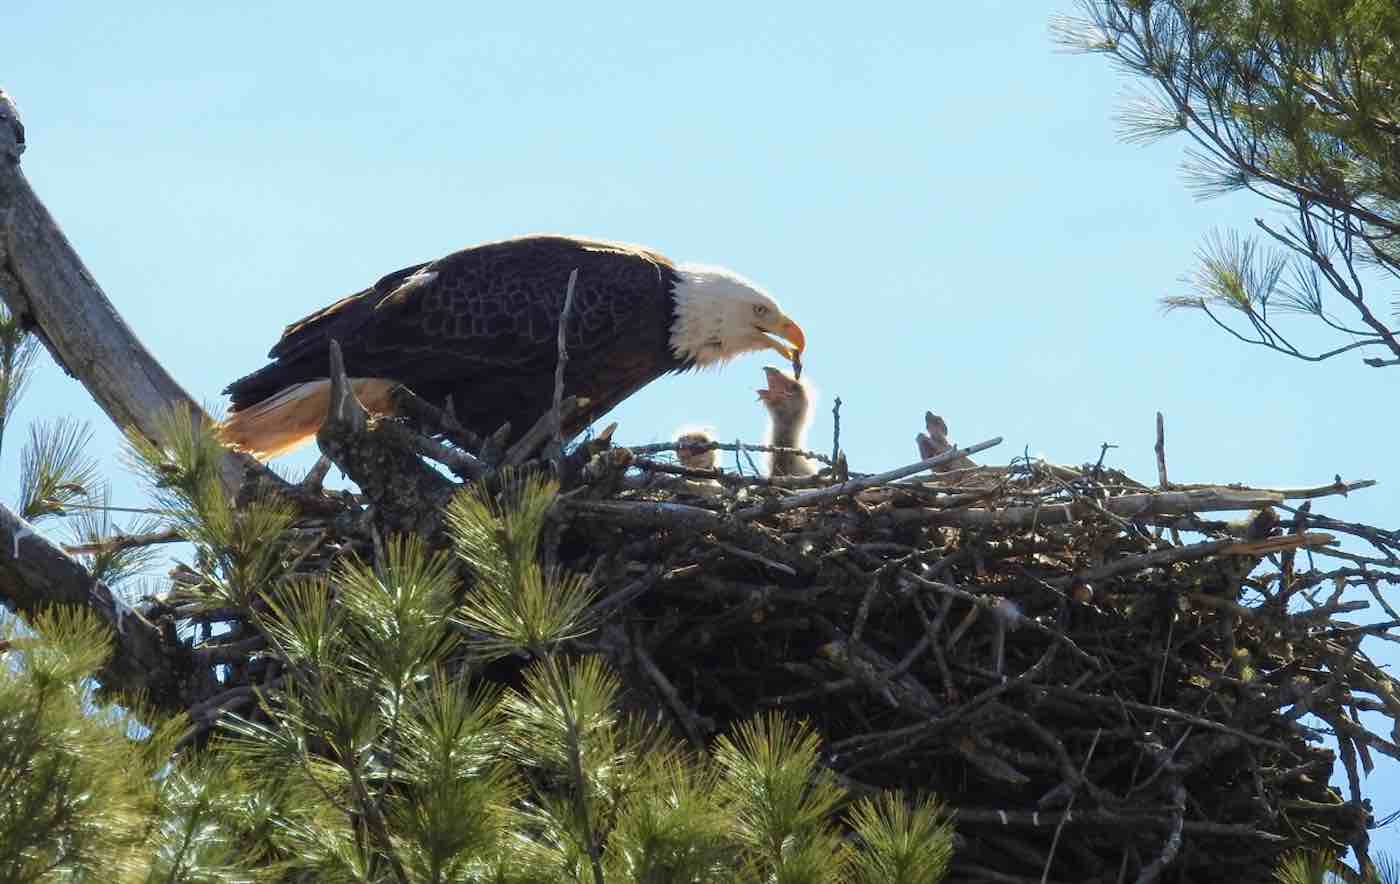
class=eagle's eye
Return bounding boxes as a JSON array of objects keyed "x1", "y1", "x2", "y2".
[{"x1": 752, "y1": 304, "x2": 770, "y2": 318}]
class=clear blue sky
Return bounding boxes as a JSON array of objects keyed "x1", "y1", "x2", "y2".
[{"x1": 7, "y1": 0, "x2": 1399, "y2": 858}]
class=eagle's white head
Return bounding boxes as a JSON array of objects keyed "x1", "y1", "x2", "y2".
[{"x1": 669, "y1": 264, "x2": 805, "y2": 370}]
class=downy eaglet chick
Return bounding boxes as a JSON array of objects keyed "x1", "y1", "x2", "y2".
[
  {"x1": 672, "y1": 427, "x2": 723, "y2": 497},
  {"x1": 756, "y1": 366, "x2": 816, "y2": 478}
]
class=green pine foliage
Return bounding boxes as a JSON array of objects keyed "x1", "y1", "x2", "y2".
[
  {"x1": 1056, "y1": 0, "x2": 1400, "y2": 368},
  {"x1": 1274, "y1": 849, "x2": 1400, "y2": 883},
  {"x1": 64, "y1": 484, "x2": 164, "y2": 585},
  {"x1": 845, "y1": 792, "x2": 954, "y2": 884},
  {"x1": 124, "y1": 407, "x2": 298, "y2": 613},
  {"x1": 0, "y1": 419, "x2": 957, "y2": 881},
  {"x1": 0, "y1": 607, "x2": 176, "y2": 881},
  {"x1": 17, "y1": 416, "x2": 98, "y2": 523}
]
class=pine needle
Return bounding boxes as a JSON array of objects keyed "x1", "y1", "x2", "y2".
[{"x1": 17, "y1": 416, "x2": 98, "y2": 523}]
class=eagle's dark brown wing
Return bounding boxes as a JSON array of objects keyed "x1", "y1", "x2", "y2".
[{"x1": 224, "y1": 234, "x2": 683, "y2": 440}]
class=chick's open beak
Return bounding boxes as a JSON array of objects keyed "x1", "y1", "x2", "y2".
[{"x1": 757, "y1": 366, "x2": 796, "y2": 403}]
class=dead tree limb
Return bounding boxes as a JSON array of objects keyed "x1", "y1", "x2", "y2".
[
  {"x1": 0, "y1": 88, "x2": 263, "y2": 497},
  {"x1": 0, "y1": 501, "x2": 185, "y2": 709}
]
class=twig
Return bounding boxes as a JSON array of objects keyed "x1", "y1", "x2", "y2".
[
  {"x1": 733, "y1": 436, "x2": 1003, "y2": 519},
  {"x1": 1041, "y1": 728, "x2": 1102, "y2": 884},
  {"x1": 951, "y1": 807, "x2": 1285, "y2": 841},
  {"x1": 300, "y1": 455, "x2": 333, "y2": 492},
  {"x1": 389, "y1": 385, "x2": 484, "y2": 453},
  {"x1": 899, "y1": 571, "x2": 1100, "y2": 668},
  {"x1": 62, "y1": 526, "x2": 183, "y2": 557},
  {"x1": 1173, "y1": 478, "x2": 1377, "y2": 500},
  {"x1": 734, "y1": 437, "x2": 761, "y2": 476},
  {"x1": 1154, "y1": 411, "x2": 1181, "y2": 546},
  {"x1": 316, "y1": 341, "x2": 456, "y2": 537},
  {"x1": 1134, "y1": 783, "x2": 1186, "y2": 884},
  {"x1": 326, "y1": 340, "x2": 366, "y2": 431},
  {"x1": 1093, "y1": 442, "x2": 1118, "y2": 473},
  {"x1": 501, "y1": 396, "x2": 585, "y2": 467},
  {"x1": 835, "y1": 644, "x2": 1062, "y2": 769},
  {"x1": 192, "y1": 634, "x2": 269, "y2": 667},
  {"x1": 1037, "y1": 687, "x2": 1290, "y2": 750},
  {"x1": 549, "y1": 268, "x2": 578, "y2": 467},
  {"x1": 632, "y1": 628, "x2": 707, "y2": 750},
  {"x1": 1052, "y1": 532, "x2": 1336, "y2": 588},
  {"x1": 831, "y1": 395, "x2": 842, "y2": 463},
  {"x1": 627, "y1": 438, "x2": 835, "y2": 466},
  {"x1": 629, "y1": 457, "x2": 826, "y2": 489},
  {"x1": 1154, "y1": 413, "x2": 1169, "y2": 491},
  {"x1": 900, "y1": 486, "x2": 1354, "y2": 529},
  {"x1": 396, "y1": 423, "x2": 485, "y2": 480},
  {"x1": 716, "y1": 541, "x2": 797, "y2": 575}
]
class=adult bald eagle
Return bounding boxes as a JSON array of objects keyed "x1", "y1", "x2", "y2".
[{"x1": 220, "y1": 234, "x2": 806, "y2": 459}]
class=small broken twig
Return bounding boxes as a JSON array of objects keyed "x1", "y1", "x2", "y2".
[
  {"x1": 1135, "y1": 782, "x2": 1187, "y2": 884},
  {"x1": 326, "y1": 340, "x2": 367, "y2": 431},
  {"x1": 62, "y1": 527, "x2": 183, "y2": 557},
  {"x1": 831, "y1": 395, "x2": 842, "y2": 463},
  {"x1": 1154, "y1": 412, "x2": 1169, "y2": 490},
  {"x1": 736, "y1": 438, "x2": 761, "y2": 476},
  {"x1": 1040, "y1": 728, "x2": 1102, "y2": 884},
  {"x1": 629, "y1": 438, "x2": 835, "y2": 467},
  {"x1": 735, "y1": 436, "x2": 1003, "y2": 519},
  {"x1": 389, "y1": 385, "x2": 484, "y2": 453},
  {"x1": 501, "y1": 396, "x2": 585, "y2": 468},
  {"x1": 549, "y1": 268, "x2": 579, "y2": 467},
  {"x1": 300, "y1": 455, "x2": 333, "y2": 492}
]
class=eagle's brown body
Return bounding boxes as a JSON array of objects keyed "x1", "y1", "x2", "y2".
[{"x1": 223, "y1": 236, "x2": 688, "y2": 455}]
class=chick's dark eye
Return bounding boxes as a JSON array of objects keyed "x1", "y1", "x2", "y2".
[{"x1": 753, "y1": 304, "x2": 769, "y2": 317}]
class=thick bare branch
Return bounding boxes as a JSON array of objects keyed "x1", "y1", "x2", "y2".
[
  {"x1": 0, "y1": 501, "x2": 185, "y2": 709},
  {"x1": 0, "y1": 88, "x2": 263, "y2": 496}
]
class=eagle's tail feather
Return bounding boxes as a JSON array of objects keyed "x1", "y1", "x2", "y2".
[{"x1": 217, "y1": 378, "x2": 398, "y2": 460}]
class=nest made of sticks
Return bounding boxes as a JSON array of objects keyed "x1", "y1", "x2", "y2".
[
  {"x1": 547, "y1": 436, "x2": 1395, "y2": 883},
  {"x1": 148, "y1": 400, "x2": 1400, "y2": 884}
]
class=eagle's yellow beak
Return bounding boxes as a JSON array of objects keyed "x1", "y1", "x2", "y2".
[{"x1": 758, "y1": 316, "x2": 806, "y2": 367}]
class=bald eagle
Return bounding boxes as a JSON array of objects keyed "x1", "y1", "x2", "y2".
[{"x1": 220, "y1": 235, "x2": 806, "y2": 459}]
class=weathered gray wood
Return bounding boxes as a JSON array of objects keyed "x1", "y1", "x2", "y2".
[
  {"x1": 0, "y1": 87, "x2": 257, "y2": 495},
  {"x1": 899, "y1": 487, "x2": 1289, "y2": 529},
  {"x1": 0, "y1": 501, "x2": 185, "y2": 709},
  {"x1": 733, "y1": 436, "x2": 1004, "y2": 520}
]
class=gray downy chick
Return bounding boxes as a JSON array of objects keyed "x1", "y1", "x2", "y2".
[{"x1": 757, "y1": 366, "x2": 816, "y2": 478}]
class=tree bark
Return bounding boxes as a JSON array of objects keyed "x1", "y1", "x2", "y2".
[{"x1": 0, "y1": 87, "x2": 260, "y2": 497}]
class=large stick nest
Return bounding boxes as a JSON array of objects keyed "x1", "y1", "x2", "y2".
[{"x1": 152, "y1": 388, "x2": 1399, "y2": 884}]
